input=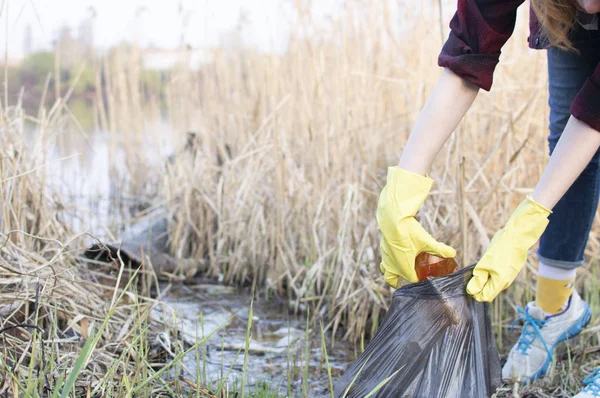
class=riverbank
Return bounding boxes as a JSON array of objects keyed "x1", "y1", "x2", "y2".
[{"x1": 2, "y1": 1, "x2": 600, "y2": 396}]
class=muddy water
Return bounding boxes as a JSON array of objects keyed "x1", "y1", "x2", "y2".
[
  {"x1": 155, "y1": 282, "x2": 356, "y2": 396},
  {"x1": 41, "y1": 126, "x2": 357, "y2": 396}
]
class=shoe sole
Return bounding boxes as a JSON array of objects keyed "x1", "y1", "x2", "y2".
[{"x1": 525, "y1": 302, "x2": 592, "y2": 384}]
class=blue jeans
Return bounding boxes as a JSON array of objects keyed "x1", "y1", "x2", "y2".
[{"x1": 537, "y1": 35, "x2": 600, "y2": 269}]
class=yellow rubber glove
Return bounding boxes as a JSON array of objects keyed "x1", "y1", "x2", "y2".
[
  {"x1": 467, "y1": 195, "x2": 551, "y2": 302},
  {"x1": 377, "y1": 167, "x2": 456, "y2": 287}
]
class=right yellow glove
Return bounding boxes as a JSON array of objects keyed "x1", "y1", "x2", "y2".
[
  {"x1": 377, "y1": 167, "x2": 456, "y2": 287},
  {"x1": 467, "y1": 195, "x2": 551, "y2": 302}
]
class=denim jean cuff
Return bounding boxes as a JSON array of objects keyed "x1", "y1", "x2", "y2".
[{"x1": 537, "y1": 251, "x2": 584, "y2": 270}]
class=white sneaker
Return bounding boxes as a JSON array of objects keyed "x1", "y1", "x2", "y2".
[
  {"x1": 573, "y1": 368, "x2": 600, "y2": 397},
  {"x1": 502, "y1": 290, "x2": 592, "y2": 384}
]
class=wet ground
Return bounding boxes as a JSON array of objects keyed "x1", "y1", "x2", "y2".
[
  {"x1": 41, "y1": 127, "x2": 356, "y2": 396},
  {"x1": 154, "y1": 281, "x2": 355, "y2": 396}
]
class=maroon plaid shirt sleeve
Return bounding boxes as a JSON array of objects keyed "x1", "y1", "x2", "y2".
[
  {"x1": 438, "y1": 0, "x2": 525, "y2": 91},
  {"x1": 571, "y1": 66, "x2": 600, "y2": 132},
  {"x1": 439, "y1": 0, "x2": 600, "y2": 132}
]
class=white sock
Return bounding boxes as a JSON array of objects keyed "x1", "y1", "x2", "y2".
[{"x1": 538, "y1": 261, "x2": 577, "y2": 280}]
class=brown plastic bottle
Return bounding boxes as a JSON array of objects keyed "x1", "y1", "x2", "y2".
[{"x1": 415, "y1": 252, "x2": 457, "y2": 281}]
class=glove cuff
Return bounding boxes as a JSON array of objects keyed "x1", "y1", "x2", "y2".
[
  {"x1": 502, "y1": 195, "x2": 551, "y2": 248},
  {"x1": 384, "y1": 167, "x2": 434, "y2": 215},
  {"x1": 387, "y1": 166, "x2": 433, "y2": 184},
  {"x1": 525, "y1": 194, "x2": 552, "y2": 216}
]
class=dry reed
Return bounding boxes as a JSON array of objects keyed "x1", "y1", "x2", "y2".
[
  {"x1": 0, "y1": 101, "x2": 169, "y2": 395},
  {"x1": 144, "y1": 1, "x2": 600, "y2": 347},
  {"x1": 2, "y1": 0, "x2": 600, "y2": 396}
]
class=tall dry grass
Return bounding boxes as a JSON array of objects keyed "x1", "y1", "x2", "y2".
[
  {"x1": 30, "y1": 0, "x2": 595, "y2": 356},
  {"x1": 110, "y1": 0, "x2": 599, "y2": 345},
  {"x1": 1, "y1": 0, "x2": 599, "y2": 396},
  {"x1": 0, "y1": 97, "x2": 172, "y2": 395},
  {"x1": 5, "y1": 3, "x2": 598, "y2": 393}
]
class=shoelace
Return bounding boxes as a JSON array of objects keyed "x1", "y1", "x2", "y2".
[
  {"x1": 583, "y1": 368, "x2": 600, "y2": 395},
  {"x1": 510, "y1": 307, "x2": 551, "y2": 356}
]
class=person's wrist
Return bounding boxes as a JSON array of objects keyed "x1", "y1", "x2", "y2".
[
  {"x1": 525, "y1": 194, "x2": 552, "y2": 216},
  {"x1": 390, "y1": 165, "x2": 432, "y2": 181},
  {"x1": 397, "y1": 159, "x2": 429, "y2": 176}
]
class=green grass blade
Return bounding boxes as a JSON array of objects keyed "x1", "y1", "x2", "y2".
[
  {"x1": 59, "y1": 329, "x2": 98, "y2": 398},
  {"x1": 131, "y1": 313, "x2": 236, "y2": 394},
  {"x1": 240, "y1": 300, "x2": 253, "y2": 397},
  {"x1": 363, "y1": 369, "x2": 400, "y2": 398},
  {"x1": 216, "y1": 347, "x2": 244, "y2": 395},
  {"x1": 52, "y1": 374, "x2": 65, "y2": 398},
  {"x1": 303, "y1": 307, "x2": 310, "y2": 397},
  {"x1": 320, "y1": 321, "x2": 334, "y2": 398},
  {"x1": 342, "y1": 353, "x2": 373, "y2": 398}
]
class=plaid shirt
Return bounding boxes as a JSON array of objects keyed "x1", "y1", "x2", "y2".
[{"x1": 438, "y1": 0, "x2": 600, "y2": 132}]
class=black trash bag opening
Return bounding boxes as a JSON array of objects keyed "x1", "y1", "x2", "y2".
[{"x1": 334, "y1": 266, "x2": 501, "y2": 398}]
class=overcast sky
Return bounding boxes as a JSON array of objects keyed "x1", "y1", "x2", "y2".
[{"x1": 0, "y1": 0, "x2": 344, "y2": 58}]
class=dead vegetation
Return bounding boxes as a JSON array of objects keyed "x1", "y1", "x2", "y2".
[{"x1": 1, "y1": 0, "x2": 599, "y2": 396}]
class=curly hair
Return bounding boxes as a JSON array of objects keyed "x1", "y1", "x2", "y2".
[{"x1": 531, "y1": 0, "x2": 579, "y2": 51}]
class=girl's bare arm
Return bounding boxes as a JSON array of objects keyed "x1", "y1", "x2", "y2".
[
  {"x1": 532, "y1": 117, "x2": 600, "y2": 210},
  {"x1": 398, "y1": 68, "x2": 479, "y2": 175}
]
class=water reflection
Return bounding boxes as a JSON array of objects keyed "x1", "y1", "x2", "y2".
[
  {"x1": 40, "y1": 119, "x2": 175, "y2": 240},
  {"x1": 36, "y1": 115, "x2": 355, "y2": 395}
]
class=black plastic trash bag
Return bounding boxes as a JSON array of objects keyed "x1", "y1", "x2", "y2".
[{"x1": 334, "y1": 266, "x2": 501, "y2": 398}]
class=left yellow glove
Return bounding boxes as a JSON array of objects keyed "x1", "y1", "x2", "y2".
[
  {"x1": 377, "y1": 167, "x2": 456, "y2": 287},
  {"x1": 467, "y1": 195, "x2": 551, "y2": 302}
]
